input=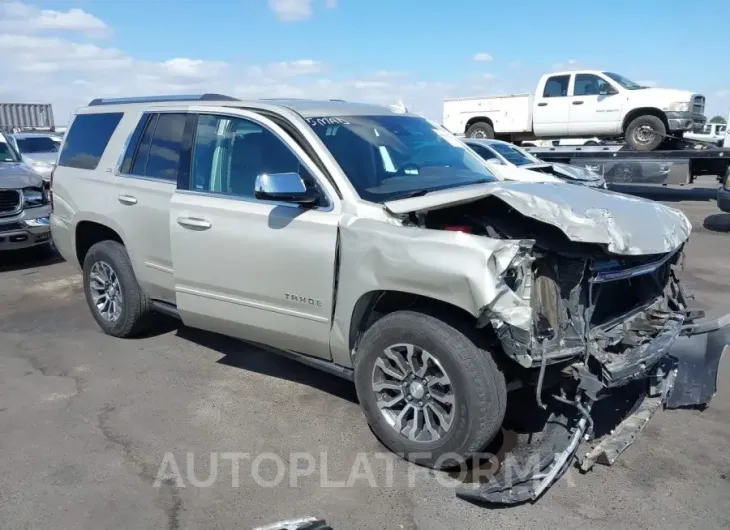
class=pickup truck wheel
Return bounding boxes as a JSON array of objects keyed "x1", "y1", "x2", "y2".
[
  {"x1": 625, "y1": 115, "x2": 665, "y2": 151},
  {"x1": 466, "y1": 121, "x2": 494, "y2": 139},
  {"x1": 354, "y1": 310, "x2": 507, "y2": 469},
  {"x1": 82, "y1": 240, "x2": 152, "y2": 338}
]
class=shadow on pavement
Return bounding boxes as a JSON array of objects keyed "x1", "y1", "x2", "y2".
[
  {"x1": 703, "y1": 213, "x2": 730, "y2": 233},
  {"x1": 177, "y1": 326, "x2": 359, "y2": 404},
  {"x1": 0, "y1": 245, "x2": 64, "y2": 273},
  {"x1": 610, "y1": 184, "x2": 718, "y2": 202}
]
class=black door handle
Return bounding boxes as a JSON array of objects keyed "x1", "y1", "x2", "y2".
[
  {"x1": 537, "y1": 102, "x2": 548, "y2": 107},
  {"x1": 572, "y1": 101, "x2": 584, "y2": 105}
]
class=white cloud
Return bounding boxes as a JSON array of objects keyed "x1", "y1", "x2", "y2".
[
  {"x1": 552, "y1": 59, "x2": 580, "y2": 70},
  {"x1": 717, "y1": 89, "x2": 730, "y2": 98},
  {"x1": 267, "y1": 0, "x2": 336, "y2": 21},
  {"x1": 162, "y1": 58, "x2": 228, "y2": 79},
  {"x1": 0, "y1": 2, "x2": 109, "y2": 36},
  {"x1": 473, "y1": 52, "x2": 493, "y2": 62},
  {"x1": 0, "y1": 2, "x2": 522, "y2": 124},
  {"x1": 267, "y1": 59, "x2": 326, "y2": 77}
]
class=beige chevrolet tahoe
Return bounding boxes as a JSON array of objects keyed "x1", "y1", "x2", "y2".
[{"x1": 51, "y1": 94, "x2": 728, "y2": 504}]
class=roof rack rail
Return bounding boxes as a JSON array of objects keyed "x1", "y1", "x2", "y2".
[{"x1": 87, "y1": 93, "x2": 240, "y2": 106}]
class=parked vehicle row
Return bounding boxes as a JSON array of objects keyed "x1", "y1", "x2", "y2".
[{"x1": 443, "y1": 69, "x2": 707, "y2": 151}]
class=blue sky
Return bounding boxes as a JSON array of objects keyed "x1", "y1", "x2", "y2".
[{"x1": 1, "y1": 0, "x2": 729, "y2": 124}]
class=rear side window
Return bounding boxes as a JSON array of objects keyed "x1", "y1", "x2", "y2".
[
  {"x1": 120, "y1": 113, "x2": 152, "y2": 174},
  {"x1": 58, "y1": 112, "x2": 123, "y2": 170},
  {"x1": 542, "y1": 75, "x2": 570, "y2": 98},
  {"x1": 125, "y1": 113, "x2": 186, "y2": 181}
]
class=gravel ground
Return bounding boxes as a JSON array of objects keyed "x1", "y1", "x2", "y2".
[{"x1": 1, "y1": 182, "x2": 729, "y2": 530}]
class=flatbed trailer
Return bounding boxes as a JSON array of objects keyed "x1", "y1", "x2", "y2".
[{"x1": 522, "y1": 144, "x2": 730, "y2": 186}]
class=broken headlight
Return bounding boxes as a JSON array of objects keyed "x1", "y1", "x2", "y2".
[
  {"x1": 532, "y1": 274, "x2": 560, "y2": 341},
  {"x1": 23, "y1": 187, "x2": 47, "y2": 208}
]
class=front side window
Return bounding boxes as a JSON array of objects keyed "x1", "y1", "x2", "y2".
[
  {"x1": 58, "y1": 112, "x2": 123, "y2": 170},
  {"x1": 191, "y1": 114, "x2": 311, "y2": 198},
  {"x1": 717, "y1": 125, "x2": 727, "y2": 134},
  {"x1": 573, "y1": 74, "x2": 612, "y2": 96},
  {"x1": 603, "y1": 72, "x2": 643, "y2": 90},
  {"x1": 306, "y1": 115, "x2": 496, "y2": 202},
  {"x1": 15, "y1": 136, "x2": 59, "y2": 154},
  {"x1": 543, "y1": 75, "x2": 570, "y2": 98}
]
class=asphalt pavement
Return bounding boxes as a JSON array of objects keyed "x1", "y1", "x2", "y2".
[{"x1": 1, "y1": 185, "x2": 729, "y2": 530}]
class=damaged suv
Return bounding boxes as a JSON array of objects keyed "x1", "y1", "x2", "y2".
[{"x1": 51, "y1": 95, "x2": 728, "y2": 504}]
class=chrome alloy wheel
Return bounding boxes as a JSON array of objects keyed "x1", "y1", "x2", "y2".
[
  {"x1": 88, "y1": 261, "x2": 123, "y2": 322},
  {"x1": 371, "y1": 343, "x2": 454, "y2": 443}
]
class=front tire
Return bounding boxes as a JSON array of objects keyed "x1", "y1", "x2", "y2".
[
  {"x1": 354, "y1": 310, "x2": 507, "y2": 469},
  {"x1": 82, "y1": 240, "x2": 152, "y2": 338},
  {"x1": 625, "y1": 115, "x2": 666, "y2": 151},
  {"x1": 466, "y1": 121, "x2": 495, "y2": 139}
]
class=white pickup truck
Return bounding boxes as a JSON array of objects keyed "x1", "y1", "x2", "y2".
[
  {"x1": 443, "y1": 70, "x2": 707, "y2": 152},
  {"x1": 684, "y1": 122, "x2": 727, "y2": 146}
]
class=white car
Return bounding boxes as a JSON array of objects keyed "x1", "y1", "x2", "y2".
[{"x1": 463, "y1": 138, "x2": 606, "y2": 188}]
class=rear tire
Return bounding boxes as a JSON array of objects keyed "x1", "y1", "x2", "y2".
[
  {"x1": 625, "y1": 115, "x2": 665, "y2": 152},
  {"x1": 466, "y1": 121, "x2": 495, "y2": 139},
  {"x1": 82, "y1": 240, "x2": 152, "y2": 338},
  {"x1": 354, "y1": 310, "x2": 507, "y2": 469}
]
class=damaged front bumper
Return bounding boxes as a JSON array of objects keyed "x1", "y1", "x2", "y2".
[{"x1": 455, "y1": 311, "x2": 729, "y2": 505}]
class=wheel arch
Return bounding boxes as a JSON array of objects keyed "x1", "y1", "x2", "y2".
[
  {"x1": 347, "y1": 290, "x2": 482, "y2": 358},
  {"x1": 622, "y1": 107, "x2": 669, "y2": 133},
  {"x1": 465, "y1": 116, "x2": 494, "y2": 134},
  {"x1": 75, "y1": 219, "x2": 125, "y2": 268}
]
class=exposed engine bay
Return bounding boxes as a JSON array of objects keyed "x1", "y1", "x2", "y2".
[{"x1": 397, "y1": 195, "x2": 727, "y2": 504}]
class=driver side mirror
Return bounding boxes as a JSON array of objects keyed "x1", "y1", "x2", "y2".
[
  {"x1": 599, "y1": 85, "x2": 618, "y2": 96},
  {"x1": 254, "y1": 172, "x2": 321, "y2": 205}
]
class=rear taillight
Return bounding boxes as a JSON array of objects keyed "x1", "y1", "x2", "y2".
[
  {"x1": 444, "y1": 225, "x2": 472, "y2": 233},
  {"x1": 49, "y1": 167, "x2": 55, "y2": 211}
]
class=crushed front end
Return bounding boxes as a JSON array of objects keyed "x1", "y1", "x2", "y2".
[{"x1": 457, "y1": 243, "x2": 728, "y2": 505}]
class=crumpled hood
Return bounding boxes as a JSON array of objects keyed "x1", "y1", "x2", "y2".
[
  {"x1": 0, "y1": 162, "x2": 44, "y2": 189},
  {"x1": 384, "y1": 181, "x2": 691, "y2": 255}
]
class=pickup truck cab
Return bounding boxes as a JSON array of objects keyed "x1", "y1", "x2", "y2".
[
  {"x1": 443, "y1": 70, "x2": 707, "y2": 152},
  {"x1": 51, "y1": 95, "x2": 727, "y2": 505},
  {"x1": 684, "y1": 121, "x2": 727, "y2": 146}
]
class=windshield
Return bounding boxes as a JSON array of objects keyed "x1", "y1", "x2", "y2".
[
  {"x1": 306, "y1": 115, "x2": 497, "y2": 202},
  {"x1": 0, "y1": 138, "x2": 21, "y2": 162},
  {"x1": 15, "y1": 136, "x2": 59, "y2": 154},
  {"x1": 603, "y1": 72, "x2": 643, "y2": 90},
  {"x1": 488, "y1": 142, "x2": 540, "y2": 166}
]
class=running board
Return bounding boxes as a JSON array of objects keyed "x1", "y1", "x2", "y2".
[
  {"x1": 150, "y1": 300, "x2": 354, "y2": 382},
  {"x1": 151, "y1": 300, "x2": 181, "y2": 320}
]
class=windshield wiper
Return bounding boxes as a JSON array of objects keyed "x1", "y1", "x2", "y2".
[
  {"x1": 388, "y1": 179, "x2": 493, "y2": 201},
  {"x1": 389, "y1": 190, "x2": 430, "y2": 201}
]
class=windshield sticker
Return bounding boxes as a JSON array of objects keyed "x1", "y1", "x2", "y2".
[
  {"x1": 433, "y1": 129, "x2": 464, "y2": 148},
  {"x1": 307, "y1": 117, "x2": 350, "y2": 127}
]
